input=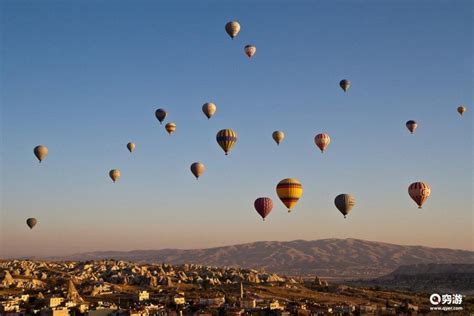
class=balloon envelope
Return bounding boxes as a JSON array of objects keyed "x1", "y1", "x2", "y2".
[
  {"x1": 225, "y1": 21, "x2": 241, "y2": 39},
  {"x1": 127, "y1": 142, "x2": 135, "y2": 152},
  {"x1": 314, "y1": 133, "x2": 330, "y2": 153},
  {"x1": 34, "y1": 145, "x2": 48, "y2": 163},
  {"x1": 109, "y1": 169, "x2": 121, "y2": 183},
  {"x1": 155, "y1": 109, "x2": 167, "y2": 124},
  {"x1": 276, "y1": 178, "x2": 303, "y2": 212},
  {"x1": 202, "y1": 103, "x2": 217, "y2": 119},
  {"x1": 216, "y1": 129, "x2": 237, "y2": 155},
  {"x1": 334, "y1": 194, "x2": 355, "y2": 218},
  {"x1": 244, "y1": 45, "x2": 256, "y2": 58},
  {"x1": 190, "y1": 162, "x2": 205, "y2": 179},
  {"x1": 339, "y1": 79, "x2": 351, "y2": 92},
  {"x1": 254, "y1": 197, "x2": 273, "y2": 220},
  {"x1": 26, "y1": 218, "x2": 37, "y2": 229},
  {"x1": 408, "y1": 182, "x2": 431, "y2": 208},
  {"x1": 457, "y1": 106, "x2": 466, "y2": 116},
  {"x1": 406, "y1": 120, "x2": 417, "y2": 134},
  {"x1": 272, "y1": 131, "x2": 285, "y2": 145},
  {"x1": 165, "y1": 122, "x2": 176, "y2": 135}
]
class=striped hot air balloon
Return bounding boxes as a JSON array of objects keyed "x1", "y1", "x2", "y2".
[
  {"x1": 165, "y1": 122, "x2": 176, "y2": 135},
  {"x1": 408, "y1": 182, "x2": 431, "y2": 209},
  {"x1": 276, "y1": 178, "x2": 303, "y2": 212},
  {"x1": 216, "y1": 129, "x2": 237, "y2": 155},
  {"x1": 225, "y1": 21, "x2": 241, "y2": 39},
  {"x1": 314, "y1": 133, "x2": 330, "y2": 153},
  {"x1": 254, "y1": 197, "x2": 273, "y2": 221}
]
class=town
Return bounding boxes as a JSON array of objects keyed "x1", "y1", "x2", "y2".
[{"x1": 0, "y1": 260, "x2": 426, "y2": 315}]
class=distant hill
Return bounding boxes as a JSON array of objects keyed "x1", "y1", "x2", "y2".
[
  {"x1": 351, "y1": 263, "x2": 474, "y2": 294},
  {"x1": 53, "y1": 239, "x2": 474, "y2": 279}
]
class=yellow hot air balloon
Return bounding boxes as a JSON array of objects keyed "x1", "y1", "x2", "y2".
[
  {"x1": 225, "y1": 21, "x2": 240, "y2": 39},
  {"x1": 165, "y1": 122, "x2": 176, "y2": 135},
  {"x1": 109, "y1": 169, "x2": 121, "y2": 183},
  {"x1": 457, "y1": 106, "x2": 466, "y2": 116},
  {"x1": 272, "y1": 131, "x2": 285, "y2": 145},
  {"x1": 216, "y1": 129, "x2": 237, "y2": 155},
  {"x1": 276, "y1": 178, "x2": 303, "y2": 212},
  {"x1": 202, "y1": 103, "x2": 217, "y2": 119},
  {"x1": 190, "y1": 162, "x2": 205, "y2": 179},
  {"x1": 244, "y1": 45, "x2": 256, "y2": 58},
  {"x1": 33, "y1": 145, "x2": 48, "y2": 163},
  {"x1": 127, "y1": 142, "x2": 135, "y2": 153}
]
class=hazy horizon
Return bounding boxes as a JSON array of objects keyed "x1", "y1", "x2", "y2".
[{"x1": 1, "y1": 1, "x2": 472, "y2": 258}]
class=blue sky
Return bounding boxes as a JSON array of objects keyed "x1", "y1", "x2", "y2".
[{"x1": 1, "y1": 0, "x2": 472, "y2": 257}]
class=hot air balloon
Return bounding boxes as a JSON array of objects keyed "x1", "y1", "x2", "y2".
[
  {"x1": 254, "y1": 197, "x2": 273, "y2": 221},
  {"x1": 165, "y1": 122, "x2": 176, "y2": 135},
  {"x1": 216, "y1": 129, "x2": 237, "y2": 155},
  {"x1": 190, "y1": 162, "x2": 205, "y2": 179},
  {"x1": 457, "y1": 106, "x2": 466, "y2": 116},
  {"x1": 33, "y1": 145, "x2": 48, "y2": 163},
  {"x1": 406, "y1": 120, "x2": 417, "y2": 134},
  {"x1": 408, "y1": 182, "x2": 431, "y2": 209},
  {"x1": 109, "y1": 169, "x2": 121, "y2": 183},
  {"x1": 272, "y1": 131, "x2": 285, "y2": 146},
  {"x1": 127, "y1": 142, "x2": 135, "y2": 153},
  {"x1": 334, "y1": 194, "x2": 355, "y2": 218},
  {"x1": 26, "y1": 218, "x2": 37, "y2": 229},
  {"x1": 155, "y1": 109, "x2": 167, "y2": 124},
  {"x1": 202, "y1": 103, "x2": 217, "y2": 119},
  {"x1": 276, "y1": 178, "x2": 303, "y2": 212},
  {"x1": 225, "y1": 21, "x2": 240, "y2": 39},
  {"x1": 314, "y1": 133, "x2": 330, "y2": 153},
  {"x1": 339, "y1": 79, "x2": 351, "y2": 92},
  {"x1": 244, "y1": 45, "x2": 256, "y2": 58}
]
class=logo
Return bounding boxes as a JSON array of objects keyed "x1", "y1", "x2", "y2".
[
  {"x1": 430, "y1": 293, "x2": 441, "y2": 305},
  {"x1": 429, "y1": 293, "x2": 463, "y2": 312}
]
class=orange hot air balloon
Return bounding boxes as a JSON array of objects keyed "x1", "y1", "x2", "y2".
[
  {"x1": 276, "y1": 178, "x2": 303, "y2": 212},
  {"x1": 127, "y1": 142, "x2": 135, "y2": 153},
  {"x1": 314, "y1": 133, "x2": 330, "y2": 153},
  {"x1": 457, "y1": 106, "x2": 466, "y2": 116},
  {"x1": 190, "y1": 162, "x2": 205, "y2": 179},
  {"x1": 254, "y1": 197, "x2": 273, "y2": 221},
  {"x1": 244, "y1": 45, "x2": 256, "y2": 58},
  {"x1": 225, "y1": 21, "x2": 240, "y2": 39},
  {"x1": 406, "y1": 120, "x2": 417, "y2": 134},
  {"x1": 272, "y1": 131, "x2": 285, "y2": 146},
  {"x1": 408, "y1": 182, "x2": 431, "y2": 209},
  {"x1": 33, "y1": 145, "x2": 48, "y2": 163},
  {"x1": 202, "y1": 102, "x2": 217, "y2": 119},
  {"x1": 165, "y1": 122, "x2": 176, "y2": 135},
  {"x1": 109, "y1": 169, "x2": 121, "y2": 183}
]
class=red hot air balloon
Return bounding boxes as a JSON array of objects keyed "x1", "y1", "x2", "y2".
[
  {"x1": 254, "y1": 197, "x2": 273, "y2": 221},
  {"x1": 408, "y1": 182, "x2": 431, "y2": 209}
]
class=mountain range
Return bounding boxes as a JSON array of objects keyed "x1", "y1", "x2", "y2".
[{"x1": 51, "y1": 238, "x2": 474, "y2": 279}]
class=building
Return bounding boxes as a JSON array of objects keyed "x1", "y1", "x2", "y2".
[
  {"x1": 199, "y1": 296, "x2": 225, "y2": 308},
  {"x1": 86, "y1": 308, "x2": 117, "y2": 316},
  {"x1": 138, "y1": 291, "x2": 150, "y2": 302},
  {"x1": 173, "y1": 294, "x2": 185, "y2": 305},
  {"x1": 40, "y1": 307, "x2": 69, "y2": 316},
  {"x1": 269, "y1": 300, "x2": 283, "y2": 310},
  {"x1": 240, "y1": 298, "x2": 256, "y2": 309},
  {"x1": 47, "y1": 297, "x2": 64, "y2": 308}
]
